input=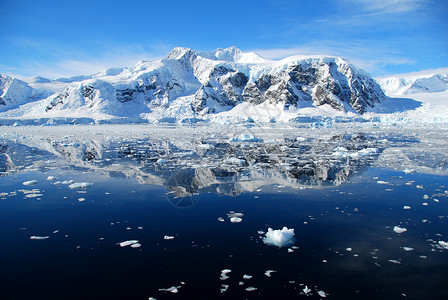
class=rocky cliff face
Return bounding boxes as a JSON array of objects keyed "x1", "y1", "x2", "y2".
[{"x1": 43, "y1": 47, "x2": 385, "y2": 116}]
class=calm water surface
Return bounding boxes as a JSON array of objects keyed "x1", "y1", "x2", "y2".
[{"x1": 0, "y1": 124, "x2": 447, "y2": 299}]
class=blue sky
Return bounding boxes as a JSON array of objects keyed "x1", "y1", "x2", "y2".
[{"x1": 1, "y1": 0, "x2": 447, "y2": 78}]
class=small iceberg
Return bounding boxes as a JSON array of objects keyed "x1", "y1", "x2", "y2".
[
  {"x1": 23, "y1": 180, "x2": 38, "y2": 186},
  {"x1": 68, "y1": 182, "x2": 94, "y2": 189},
  {"x1": 30, "y1": 236, "x2": 49, "y2": 240},
  {"x1": 263, "y1": 227, "x2": 295, "y2": 248},
  {"x1": 118, "y1": 240, "x2": 139, "y2": 247},
  {"x1": 393, "y1": 226, "x2": 407, "y2": 234}
]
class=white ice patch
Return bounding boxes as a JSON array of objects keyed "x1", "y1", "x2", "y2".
[
  {"x1": 303, "y1": 286, "x2": 311, "y2": 295},
  {"x1": 403, "y1": 168, "x2": 416, "y2": 174},
  {"x1": 118, "y1": 240, "x2": 139, "y2": 247},
  {"x1": 30, "y1": 236, "x2": 49, "y2": 240},
  {"x1": 264, "y1": 270, "x2": 277, "y2": 277},
  {"x1": 263, "y1": 227, "x2": 295, "y2": 248},
  {"x1": 164, "y1": 235, "x2": 175, "y2": 240},
  {"x1": 377, "y1": 181, "x2": 390, "y2": 185},
  {"x1": 68, "y1": 182, "x2": 94, "y2": 189},
  {"x1": 438, "y1": 241, "x2": 448, "y2": 249},
  {"x1": 23, "y1": 180, "x2": 38, "y2": 186},
  {"x1": 224, "y1": 157, "x2": 246, "y2": 165},
  {"x1": 393, "y1": 226, "x2": 407, "y2": 234},
  {"x1": 403, "y1": 206, "x2": 411, "y2": 210},
  {"x1": 159, "y1": 286, "x2": 180, "y2": 293},
  {"x1": 229, "y1": 134, "x2": 263, "y2": 142},
  {"x1": 46, "y1": 176, "x2": 57, "y2": 181},
  {"x1": 388, "y1": 259, "x2": 402, "y2": 264},
  {"x1": 227, "y1": 212, "x2": 244, "y2": 223},
  {"x1": 243, "y1": 274, "x2": 253, "y2": 280},
  {"x1": 403, "y1": 247, "x2": 414, "y2": 251},
  {"x1": 246, "y1": 287, "x2": 257, "y2": 292},
  {"x1": 220, "y1": 269, "x2": 232, "y2": 280},
  {"x1": 318, "y1": 290, "x2": 327, "y2": 297}
]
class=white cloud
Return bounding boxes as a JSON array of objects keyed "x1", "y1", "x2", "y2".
[{"x1": 350, "y1": 0, "x2": 430, "y2": 14}]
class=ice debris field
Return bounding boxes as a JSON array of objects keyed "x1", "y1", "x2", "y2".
[{"x1": 0, "y1": 123, "x2": 448, "y2": 299}]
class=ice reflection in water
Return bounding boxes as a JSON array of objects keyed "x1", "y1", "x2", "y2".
[{"x1": 0, "y1": 124, "x2": 447, "y2": 299}]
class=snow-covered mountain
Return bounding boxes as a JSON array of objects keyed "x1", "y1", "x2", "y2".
[
  {"x1": 43, "y1": 47, "x2": 385, "y2": 118},
  {"x1": 377, "y1": 68, "x2": 448, "y2": 96},
  {"x1": 0, "y1": 47, "x2": 390, "y2": 123},
  {"x1": 0, "y1": 75, "x2": 51, "y2": 111}
]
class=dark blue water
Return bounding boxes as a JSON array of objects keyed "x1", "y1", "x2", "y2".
[{"x1": 1, "y1": 166, "x2": 447, "y2": 299}]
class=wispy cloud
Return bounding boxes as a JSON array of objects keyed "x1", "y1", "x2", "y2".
[
  {"x1": 5, "y1": 38, "x2": 171, "y2": 79},
  {"x1": 347, "y1": 0, "x2": 431, "y2": 14},
  {"x1": 251, "y1": 41, "x2": 416, "y2": 76}
]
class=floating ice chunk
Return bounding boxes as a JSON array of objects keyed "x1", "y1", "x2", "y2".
[
  {"x1": 130, "y1": 243, "x2": 141, "y2": 248},
  {"x1": 388, "y1": 259, "x2": 401, "y2": 264},
  {"x1": 243, "y1": 274, "x2": 253, "y2": 279},
  {"x1": 377, "y1": 181, "x2": 390, "y2": 185},
  {"x1": 25, "y1": 193, "x2": 43, "y2": 198},
  {"x1": 68, "y1": 182, "x2": 94, "y2": 189},
  {"x1": 393, "y1": 226, "x2": 407, "y2": 234},
  {"x1": 148, "y1": 297, "x2": 157, "y2": 300},
  {"x1": 220, "y1": 284, "x2": 229, "y2": 293},
  {"x1": 78, "y1": 198, "x2": 85, "y2": 202},
  {"x1": 62, "y1": 180, "x2": 74, "y2": 185},
  {"x1": 423, "y1": 194, "x2": 429, "y2": 200},
  {"x1": 403, "y1": 247, "x2": 414, "y2": 251},
  {"x1": 288, "y1": 248, "x2": 294, "y2": 253},
  {"x1": 229, "y1": 134, "x2": 263, "y2": 142},
  {"x1": 164, "y1": 235, "x2": 175, "y2": 240},
  {"x1": 403, "y1": 168, "x2": 416, "y2": 174},
  {"x1": 217, "y1": 217, "x2": 225, "y2": 222},
  {"x1": 225, "y1": 157, "x2": 246, "y2": 165},
  {"x1": 422, "y1": 202, "x2": 428, "y2": 206},
  {"x1": 53, "y1": 181, "x2": 61, "y2": 185},
  {"x1": 346, "y1": 247, "x2": 353, "y2": 252},
  {"x1": 403, "y1": 206, "x2": 411, "y2": 210},
  {"x1": 230, "y1": 217, "x2": 243, "y2": 223},
  {"x1": 30, "y1": 236, "x2": 49, "y2": 240},
  {"x1": 264, "y1": 270, "x2": 276, "y2": 277},
  {"x1": 438, "y1": 241, "x2": 448, "y2": 249},
  {"x1": 416, "y1": 185, "x2": 424, "y2": 189},
  {"x1": 46, "y1": 176, "x2": 57, "y2": 181},
  {"x1": 303, "y1": 286, "x2": 311, "y2": 295},
  {"x1": 263, "y1": 227, "x2": 295, "y2": 248},
  {"x1": 23, "y1": 180, "x2": 38, "y2": 186},
  {"x1": 318, "y1": 290, "x2": 327, "y2": 297},
  {"x1": 159, "y1": 286, "x2": 179, "y2": 293},
  {"x1": 246, "y1": 287, "x2": 257, "y2": 292},
  {"x1": 118, "y1": 240, "x2": 139, "y2": 247},
  {"x1": 220, "y1": 269, "x2": 231, "y2": 280},
  {"x1": 357, "y1": 148, "x2": 378, "y2": 156}
]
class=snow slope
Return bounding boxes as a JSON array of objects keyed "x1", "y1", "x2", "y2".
[
  {"x1": 0, "y1": 47, "x2": 446, "y2": 125},
  {"x1": 377, "y1": 68, "x2": 448, "y2": 95},
  {"x1": 0, "y1": 47, "x2": 388, "y2": 123}
]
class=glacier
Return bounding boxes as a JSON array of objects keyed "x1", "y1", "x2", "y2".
[{"x1": 1, "y1": 47, "x2": 446, "y2": 125}]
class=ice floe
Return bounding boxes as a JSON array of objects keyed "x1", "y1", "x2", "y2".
[
  {"x1": 403, "y1": 247, "x2": 414, "y2": 251},
  {"x1": 245, "y1": 287, "x2": 257, "y2": 292},
  {"x1": 23, "y1": 180, "x2": 38, "y2": 186},
  {"x1": 46, "y1": 176, "x2": 57, "y2": 181},
  {"x1": 118, "y1": 240, "x2": 139, "y2": 247},
  {"x1": 393, "y1": 226, "x2": 407, "y2": 234},
  {"x1": 242, "y1": 274, "x2": 253, "y2": 279},
  {"x1": 159, "y1": 286, "x2": 180, "y2": 293},
  {"x1": 68, "y1": 182, "x2": 94, "y2": 189},
  {"x1": 263, "y1": 227, "x2": 295, "y2": 248},
  {"x1": 30, "y1": 236, "x2": 50, "y2": 240},
  {"x1": 164, "y1": 235, "x2": 175, "y2": 240},
  {"x1": 438, "y1": 241, "x2": 448, "y2": 249},
  {"x1": 264, "y1": 270, "x2": 276, "y2": 277},
  {"x1": 403, "y1": 206, "x2": 411, "y2": 210},
  {"x1": 220, "y1": 269, "x2": 232, "y2": 280}
]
